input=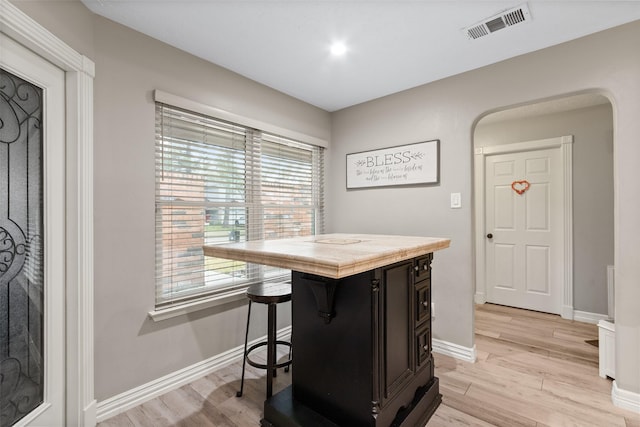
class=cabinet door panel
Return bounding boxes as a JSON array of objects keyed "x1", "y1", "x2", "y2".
[{"x1": 383, "y1": 261, "x2": 413, "y2": 400}]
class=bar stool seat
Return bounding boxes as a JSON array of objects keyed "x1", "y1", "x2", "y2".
[{"x1": 236, "y1": 282, "x2": 292, "y2": 399}]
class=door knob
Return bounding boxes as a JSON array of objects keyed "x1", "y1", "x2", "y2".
[{"x1": 486, "y1": 233, "x2": 493, "y2": 239}]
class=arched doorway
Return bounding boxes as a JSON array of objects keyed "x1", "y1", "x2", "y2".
[{"x1": 473, "y1": 93, "x2": 614, "y2": 321}]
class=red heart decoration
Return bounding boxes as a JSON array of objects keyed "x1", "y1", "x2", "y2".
[{"x1": 511, "y1": 180, "x2": 530, "y2": 195}]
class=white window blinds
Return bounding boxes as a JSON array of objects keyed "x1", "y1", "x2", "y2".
[{"x1": 155, "y1": 103, "x2": 324, "y2": 307}]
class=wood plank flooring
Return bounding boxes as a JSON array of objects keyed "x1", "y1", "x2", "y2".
[{"x1": 98, "y1": 304, "x2": 640, "y2": 426}]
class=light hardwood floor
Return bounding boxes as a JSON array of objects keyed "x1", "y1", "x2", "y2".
[{"x1": 98, "y1": 304, "x2": 640, "y2": 426}]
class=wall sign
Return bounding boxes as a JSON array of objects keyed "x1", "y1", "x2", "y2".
[{"x1": 346, "y1": 140, "x2": 439, "y2": 189}]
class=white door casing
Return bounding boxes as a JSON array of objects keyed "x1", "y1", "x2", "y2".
[
  {"x1": 474, "y1": 136, "x2": 574, "y2": 319},
  {"x1": 1, "y1": 32, "x2": 65, "y2": 426},
  {"x1": 1, "y1": 1, "x2": 96, "y2": 425}
]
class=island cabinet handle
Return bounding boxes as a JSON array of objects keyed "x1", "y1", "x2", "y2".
[
  {"x1": 423, "y1": 264, "x2": 428, "y2": 270},
  {"x1": 414, "y1": 266, "x2": 419, "y2": 272},
  {"x1": 423, "y1": 345, "x2": 429, "y2": 351},
  {"x1": 422, "y1": 301, "x2": 429, "y2": 307}
]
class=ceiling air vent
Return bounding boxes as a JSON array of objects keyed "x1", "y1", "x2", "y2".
[{"x1": 465, "y1": 3, "x2": 531, "y2": 40}]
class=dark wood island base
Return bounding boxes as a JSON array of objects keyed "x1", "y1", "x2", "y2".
[{"x1": 263, "y1": 254, "x2": 441, "y2": 427}]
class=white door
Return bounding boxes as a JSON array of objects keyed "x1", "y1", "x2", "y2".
[
  {"x1": 1, "y1": 33, "x2": 66, "y2": 426},
  {"x1": 485, "y1": 147, "x2": 563, "y2": 314}
]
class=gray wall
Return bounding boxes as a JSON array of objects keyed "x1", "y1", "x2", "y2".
[
  {"x1": 90, "y1": 18, "x2": 329, "y2": 401},
  {"x1": 12, "y1": 0, "x2": 640, "y2": 403},
  {"x1": 475, "y1": 103, "x2": 614, "y2": 315},
  {"x1": 10, "y1": 0, "x2": 95, "y2": 58},
  {"x1": 12, "y1": 0, "x2": 330, "y2": 401},
  {"x1": 329, "y1": 23, "x2": 640, "y2": 395}
]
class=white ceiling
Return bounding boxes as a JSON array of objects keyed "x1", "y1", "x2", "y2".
[{"x1": 81, "y1": 1, "x2": 640, "y2": 112}]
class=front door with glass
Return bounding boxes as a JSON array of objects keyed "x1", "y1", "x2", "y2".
[{"x1": 1, "y1": 32, "x2": 66, "y2": 427}]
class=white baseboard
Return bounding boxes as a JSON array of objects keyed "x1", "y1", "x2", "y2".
[
  {"x1": 612, "y1": 381, "x2": 640, "y2": 414},
  {"x1": 573, "y1": 310, "x2": 609, "y2": 324},
  {"x1": 474, "y1": 292, "x2": 486, "y2": 304},
  {"x1": 476, "y1": 302, "x2": 606, "y2": 325},
  {"x1": 433, "y1": 339, "x2": 476, "y2": 363},
  {"x1": 95, "y1": 326, "x2": 292, "y2": 422}
]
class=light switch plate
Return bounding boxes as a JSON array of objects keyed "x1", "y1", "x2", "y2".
[{"x1": 450, "y1": 192, "x2": 461, "y2": 208}]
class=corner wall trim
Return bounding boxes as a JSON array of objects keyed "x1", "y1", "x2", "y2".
[
  {"x1": 612, "y1": 381, "x2": 640, "y2": 414},
  {"x1": 95, "y1": 326, "x2": 292, "y2": 422},
  {"x1": 432, "y1": 339, "x2": 476, "y2": 363}
]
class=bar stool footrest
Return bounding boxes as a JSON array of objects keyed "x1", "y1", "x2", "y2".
[{"x1": 246, "y1": 340, "x2": 293, "y2": 370}]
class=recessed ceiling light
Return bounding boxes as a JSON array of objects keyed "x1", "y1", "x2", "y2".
[{"x1": 330, "y1": 42, "x2": 347, "y2": 56}]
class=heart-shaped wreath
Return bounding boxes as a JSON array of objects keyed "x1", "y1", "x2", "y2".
[{"x1": 511, "y1": 180, "x2": 530, "y2": 195}]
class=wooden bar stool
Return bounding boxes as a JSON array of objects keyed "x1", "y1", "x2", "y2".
[{"x1": 236, "y1": 282, "x2": 292, "y2": 398}]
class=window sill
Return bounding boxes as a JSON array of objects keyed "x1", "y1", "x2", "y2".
[{"x1": 148, "y1": 288, "x2": 247, "y2": 322}]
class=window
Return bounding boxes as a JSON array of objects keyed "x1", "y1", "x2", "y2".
[{"x1": 155, "y1": 103, "x2": 324, "y2": 308}]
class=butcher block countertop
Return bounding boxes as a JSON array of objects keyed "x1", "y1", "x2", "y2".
[{"x1": 203, "y1": 233, "x2": 450, "y2": 279}]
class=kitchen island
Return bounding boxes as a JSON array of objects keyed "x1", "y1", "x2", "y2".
[{"x1": 204, "y1": 234, "x2": 450, "y2": 427}]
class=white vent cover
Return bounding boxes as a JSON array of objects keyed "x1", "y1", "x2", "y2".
[{"x1": 465, "y1": 3, "x2": 531, "y2": 40}]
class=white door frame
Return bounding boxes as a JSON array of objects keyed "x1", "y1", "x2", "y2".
[
  {"x1": 1, "y1": 1, "x2": 96, "y2": 425},
  {"x1": 474, "y1": 135, "x2": 574, "y2": 320}
]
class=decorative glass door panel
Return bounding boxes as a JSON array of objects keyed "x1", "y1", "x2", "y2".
[{"x1": 0, "y1": 67, "x2": 44, "y2": 426}]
